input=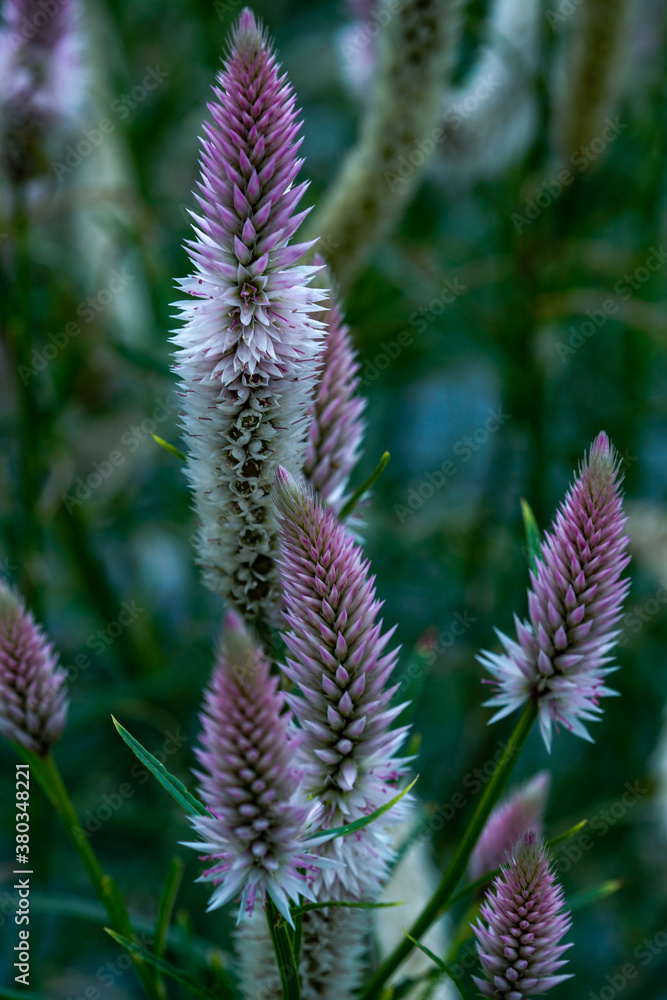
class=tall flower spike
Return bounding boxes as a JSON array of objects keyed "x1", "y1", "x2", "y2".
[
  {"x1": 304, "y1": 270, "x2": 366, "y2": 511},
  {"x1": 0, "y1": 0, "x2": 83, "y2": 183},
  {"x1": 470, "y1": 772, "x2": 550, "y2": 882},
  {"x1": 183, "y1": 612, "x2": 329, "y2": 926},
  {"x1": 472, "y1": 831, "x2": 572, "y2": 998},
  {"x1": 0, "y1": 582, "x2": 68, "y2": 754},
  {"x1": 274, "y1": 467, "x2": 410, "y2": 897},
  {"x1": 479, "y1": 432, "x2": 630, "y2": 751},
  {"x1": 173, "y1": 9, "x2": 326, "y2": 623}
]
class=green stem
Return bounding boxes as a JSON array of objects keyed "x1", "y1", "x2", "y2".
[
  {"x1": 265, "y1": 898, "x2": 300, "y2": 1000},
  {"x1": 32, "y1": 752, "x2": 162, "y2": 1000},
  {"x1": 359, "y1": 701, "x2": 538, "y2": 1000}
]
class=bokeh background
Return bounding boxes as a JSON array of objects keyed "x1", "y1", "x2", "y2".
[{"x1": 1, "y1": 0, "x2": 667, "y2": 997}]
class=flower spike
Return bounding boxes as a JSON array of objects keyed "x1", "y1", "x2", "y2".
[
  {"x1": 183, "y1": 612, "x2": 330, "y2": 926},
  {"x1": 470, "y1": 772, "x2": 551, "y2": 882},
  {"x1": 479, "y1": 433, "x2": 631, "y2": 750},
  {"x1": 0, "y1": 582, "x2": 68, "y2": 755},
  {"x1": 472, "y1": 831, "x2": 572, "y2": 998},
  {"x1": 173, "y1": 8, "x2": 326, "y2": 622}
]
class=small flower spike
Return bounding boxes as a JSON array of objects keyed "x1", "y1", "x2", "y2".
[
  {"x1": 183, "y1": 612, "x2": 329, "y2": 926},
  {"x1": 479, "y1": 433, "x2": 630, "y2": 750},
  {"x1": 0, "y1": 582, "x2": 68, "y2": 754},
  {"x1": 472, "y1": 831, "x2": 572, "y2": 998},
  {"x1": 304, "y1": 272, "x2": 366, "y2": 511},
  {"x1": 470, "y1": 772, "x2": 551, "y2": 881}
]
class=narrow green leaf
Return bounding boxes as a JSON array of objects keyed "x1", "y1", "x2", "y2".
[
  {"x1": 520, "y1": 498, "x2": 542, "y2": 573},
  {"x1": 155, "y1": 856, "x2": 184, "y2": 960},
  {"x1": 306, "y1": 775, "x2": 418, "y2": 843},
  {"x1": 404, "y1": 934, "x2": 472, "y2": 1000},
  {"x1": 112, "y1": 716, "x2": 208, "y2": 817},
  {"x1": 291, "y1": 899, "x2": 405, "y2": 917},
  {"x1": 340, "y1": 451, "x2": 390, "y2": 520},
  {"x1": 105, "y1": 929, "x2": 229, "y2": 1000},
  {"x1": 152, "y1": 434, "x2": 186, "y2": 462},
  {"x1": 548, "y1": 818, "x2": 588, "y2": 848},
  {"x1": 569, "y1": 878, "x2": 625, "y2": 912}
]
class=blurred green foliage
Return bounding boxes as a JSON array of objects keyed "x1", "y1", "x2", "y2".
[{"x1": 1, "y1": 0, "x2": 667, "y2": 997}]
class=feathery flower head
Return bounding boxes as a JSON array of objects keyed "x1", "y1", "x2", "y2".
[
  {"x1": 472, "y1": 831, "x2": 572, "y2": 998},
  {"x1": 274, "y1": 467, "x2": 409, "y2": 896},
  {"x1": 0, "y1": 581, "x2": 68, "y2": 754},
  {"x1": 0, "y1": 0, "x2": 83, "y2": 182},
  {"x1": 183, "y1": 611, "x2": 330, "y2": 925},
  {"x1": 173, "y1": 8, "x2": 326, "y2": 621},
  {"x1": 479, "y1": 432, "x2": 630, "y2": 750},
  {"x1": 470, "y1": 772, "x2": 550, "y2": 881},
  {"x1": 304, "y1": 268, "x2": 366, "y2": 510}
]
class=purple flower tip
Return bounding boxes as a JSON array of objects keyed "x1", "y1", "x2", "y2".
[
  {"x1": 479, "y1": 434, "x2": 631, "y2": 750},
  {"x1": 0, "y1": 582, "x2": 68, "y2": 755},
  {"x1": 472, "y1": 831, "x2": 573, "y2": 998}
]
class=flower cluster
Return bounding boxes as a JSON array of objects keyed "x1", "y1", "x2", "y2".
[
  {"x1": 0, "y1": 0, "x2": 83, "y2": 182},
  {"x1": 0, "y1": 581, "x2": 68, "y2": 755},
  {"x1": 173, "y1": 8, "x2": 325, "y2": 623},
  {"x1": 183, "y1": 612, "x2": 330, "y2": 924},
  {"x1": 479, "y1": 432, "x2": 630, "y2": 750},
  {"x1": 473, "y1": 831, "x2": 572, "y2": 998}
]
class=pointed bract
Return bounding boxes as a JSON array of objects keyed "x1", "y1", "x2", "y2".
[
  {"x1": 479, "y1": 433, "x2": 630, "y2": 750},
  {"x1": 0, "y1": 582, "x2": 68, "y2": 754},
  {"x1": 472, "y1": 831, "x2": 573, "y2": 998},
  {"x1": 183, "y1": 612, "x2": 329, "y2": 926},
  {"x1": 172, "y1": 9, "x2": 326, "y2": 622}
]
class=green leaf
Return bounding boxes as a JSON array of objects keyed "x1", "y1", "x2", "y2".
[
  {"x1": 340, "y1": 451, "x2": 390, "y2": 520},
  {"x1": 548, "y1": 818, "x2": 589, "y2": 848},
  {"x1": 105, "y1": 929, "x2": 231, "y2": 1000},
  {"x1": 291, "y1": 899, "x2": 405, "y2": 917},
  {"x1": 112, "y1": 716, "x2": 208, "y2": 817},
  {"x1": 403, "y1": 934, "x2": 472, "y2": 1000},
  {"x1": 155, "y1": 856, "x2": 184, "y2": 960},
  {"x1": 569, "y1": 878, "x2": 625, "y2": 912},
  {"x1": 152, "y1": 433, "x2": 186, "y2": 462},
  {"x1": 520, "y1": 498, "x2": 542, "y2": 573},
  {"x1": 306, "y1": 775, "x2": 418, "y2": 843}
]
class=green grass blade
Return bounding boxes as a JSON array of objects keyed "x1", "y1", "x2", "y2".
[{"x1": 306, "y1": 775, "x2": 418, "y2": 843}]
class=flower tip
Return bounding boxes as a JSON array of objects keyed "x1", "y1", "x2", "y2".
[{"x1": 234, "y1": 7, "x2": 263, "y2": 48}]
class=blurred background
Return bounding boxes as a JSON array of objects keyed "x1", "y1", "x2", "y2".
[{"x1": 1, "y1": 0, "x2": 667, "y2": 996}]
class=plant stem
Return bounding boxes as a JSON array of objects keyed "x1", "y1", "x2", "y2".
[
  {"x1": 32, "y1": 752, "x2": 162, "y2": 1000},
  {"x1": 358, "y1": 701, "x2": 537, "y2": 1000},
  {"x1": 265, "y1": 897, "x2": 301, "y2": 1000}
]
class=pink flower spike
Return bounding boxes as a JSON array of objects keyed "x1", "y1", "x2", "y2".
[
  {"x1": 274, "y1": 467, "x2": 410, "y2": 898},
  {"x1": 0, "y1": 582, "x2": 68, "y2": 755},
  {"x1": 304, "y1": 267, "x2": 366, "y2": 511},
  {"x1": 478, "y1": 433, "x2": 631, "y2": 751},
  {"x1": 182, "y1": 612, "x2": 333, "y2": 927},
  {"x1": 472, "y1": 831, "x2": 573, "y2": 998},
  {"x1": 172, "y1": 9, "x2": 326, "y2": 622},
  {"x1": 470, "y1": 771, "x2": 551, "y2": 881}
]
